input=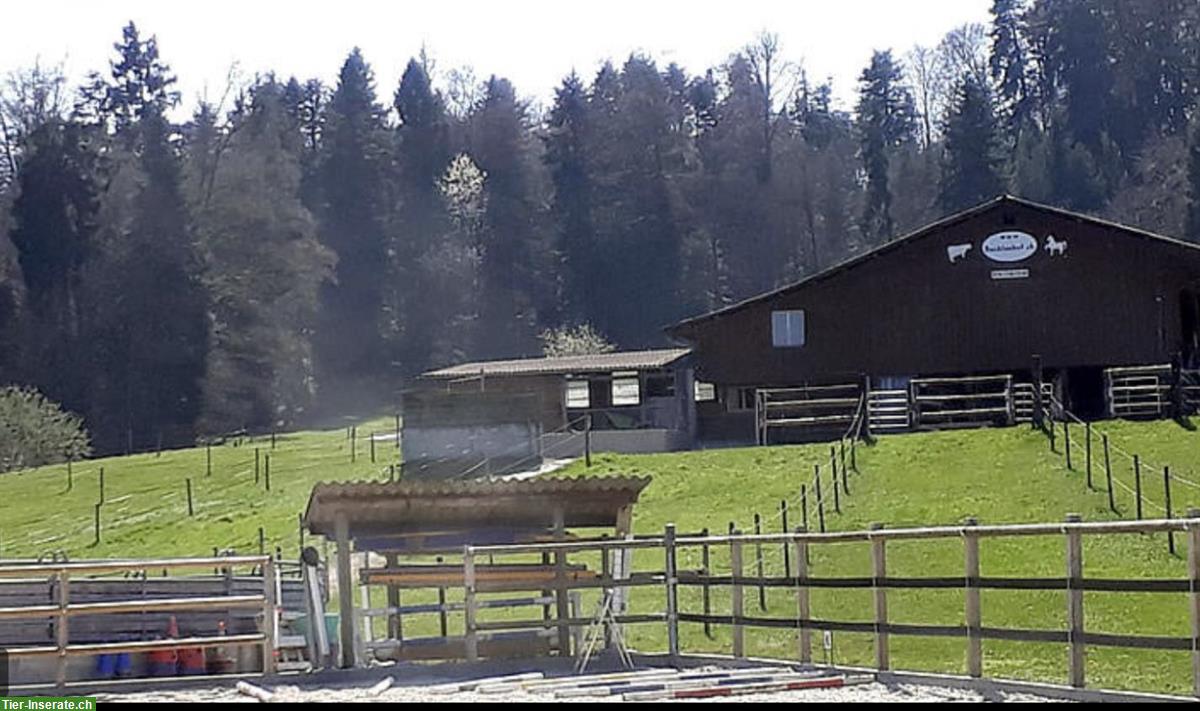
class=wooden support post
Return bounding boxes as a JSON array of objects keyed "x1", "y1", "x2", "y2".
[
  {"x1": 335, "y1": 514, "x2": 356, "y2": 668},
  {"x1": 1085, "y1": 423, "x2": 1093, "y2": 490},
  {"x1": 815, "y1": 465, "x2": 826, "y2": 532},
  {"x1": 831, "y1": 456, "x2": 841, "y2": 514},
  {"x1": 963, "y1": 517, "x2": 982, "y2": 678},
  {"x1": 870, "y1": 523, "x2": 889, "y2": 671},
  {"x1": 1065, "y1": 513, "x2": 1085, "y2": 689},
  {"x1": 862, "y1": 373, "x2": 873, "y2": 440},
  {"x1": 701, "y1": 527, "x2": 712, "y2": 640},
  {"x1": 1186, "y1": 508, "x2": 1200, "y2": 698},
  {"x1": 754, "y1": 513, "x2": 766, "y2": 611},
  {"x1": 464, "y1": 546, "x2": 478, "y2": 662},
  {"x1": 800, "y1": 485, "x2": 809, "y2": 533},
  {"x1": 207, "y1": 443, "x2": 212, "y2": 477},
  {"x1": 794, "y1": 528, "x2": 811, "y2": 664},
  {"x1": 385, "y1": 553, "x2": 400, "y2": 641},
  {"x1": 395, "y1": 413, "x2": 401, "y2": 449},
  {"x1": 781, "y1": 500, "x2": 791, "y2": 578},
  {"x1": 1049, "y1": 412, "x2": 1057, "y2": 453},
  {"x1": 1165, "y1": 467, "x2": 1176, "y2": 555},
  {"x1": 1064, "y1": 419, "x2": 1072, "y2": 470},
  {"x1": 553, "y1": 507, "x2": 571, "y2": 657},
  {"x1": 731, "y1": 530, "x2": 744, "y2": 658},
  {"x1": 255, "y1": 448, "x2": 261, "y2": 484},
  {"x1": 262, "y1": 557, "x2": 278, "y2": 675},
  {"x1": 1103, "y1": 435, "x2": 1116, "y2": 513},
  {"x1": 1134, "y1": 455, "x2": 1144, "y2": 520},
  {"x1": 350, "y1": 427, "x2": 356, "y2": 463},
  {"x1": 1032, "y1": 354, "x2": 1044, "y2": 431},
  {"x1": 264, "y1": 454, "x2": 271, "y2": 492},
  {"x1": 840, "y1": 441, "x2": 848, "y2": 485},
  {"x1": 258, "y1": 526, "x2": 266, "y2": 556},
  {"x1": 93, "y1": 503, "x2": 101, "y2": 546},
  {"x1": 436, "y1": 555, "x2": 448, "y2": 637},
  {"x1": 55, "y1": 571, "x2": 69, "y2": 688},
  {"x1": 186, "y1": 478, "x2": 194, "y2": 517},
  {"x1": 370, "y1": 433, "x2": 376, "y2": 464},
  {"x1": 584, "y1": 414, "x2": 592, "y2": 467},
  {"x1": 664, "y1": 523, "x2": 679, "y2": 658}
]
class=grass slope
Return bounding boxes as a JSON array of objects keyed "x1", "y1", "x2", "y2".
[
  {"x1": 0, "y1": 416, "x2": 400, "y2": 561},
  {"x1": 555, "y1": 420, "x2": 1200, "y2": 696}
]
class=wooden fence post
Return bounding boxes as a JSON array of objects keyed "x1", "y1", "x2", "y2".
[
  {"x1": 255, "y1": 448, "x2": 261, "y2": 484},
  {"x1": 781, "y1": 500, "x2": 791, "y2": 578},
  {"x1": 963, "y1": 517, "x2": 982, "y2": 678},
  {"x1": 800, "y1": 484, "x2": 809, "y2": 533},
  {"x1": 464, "y1": 546, "x2": 478, "y2": 662},
  {"x1": 436, "y1": 556, "x2": 448, "y2": 637},
  {"x1": 264, "y1": 454, "x2": 271, "y2": 492},
  {"x1": 1165, "y1": 467, "x2": 1176, "y2": 555},
  {"x1": 206, "y1": 442, "x2": 212, "y2": 477},
  {"x1": 1032, "y1": 354, "x2": 1044, "y2": 431},
  {"x1": 830, "y1": 448, "x2": 841, "y2": 514},
  {"x1": 665, "y1": 523, "x2": 679, "y2": 658},
  {"x1": 584, "y1": 414, "x2": 592, "y2": 467},
  {"x1": 350, "y1": 427, "x2": 357, "y2": 463},
  {"x1": 731, "y1": 530, "x2": 744, "y2": 658},
  {"x1": 370, "y1": 433, "x2": 376, "y2": 464},
  {"x1": 870, "y1": 523, "x2": 889, "y2": 671},
  {"x1": 794, "y1": 527, "x2": 811, "y2": 664},
  {"x1": 1134, "y1": 455, "x2": 1143, "y2": 520},
  {"x1": 815, "y1": 466, "x2": 826, "y2": 533},
  {"x1": 1085, "y1": 423, "x2": 1093, "y2": 490},
  {"x1": 93, "y1": 503, "x2": 101, "y2": 546},
  {"x1": 754, "y1": 513, "x2": 766, "y2": 611},
  {"x1": 395, "y1": 413, "x2": 401, "y2": 449},
  {"x1": 1065, "y1": 513, "x2": 1085, "y2": 689},
  {"x1": 186, "y1": 478, "x2": 194, "y2": 517},
  {"x1": 1186, "y1": 507, "x2": 1200, "y2": 698},
  {"x1": 262, "y1": 557, "x2": 278, "y2": 675},
  {"x1": 1065, "y1": 419, "x2": 1072, "y2": 470},
  {"x1": 701, "y1": 527, "x2": 712, "y2": 639},
  {"x1": 840, "y1": 441, "x2": 848, "y2": 485},
  {"x1": 1103, "y1": 435, "x2": 1116, "y2": 513},
  {"x1": 55, "y1": 570, "x2": 69, "y2": 688}
]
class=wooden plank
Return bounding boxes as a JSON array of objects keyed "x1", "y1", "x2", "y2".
[
  {"x1": 794, "y1": 531, "x2": 811, "y2": 664},
  {"x1": 55, "y1": 572, "x2": 68, "y2": 688},
  {"x1": 464, "y1": 548, "x2": 478, "y2": 662},
  {"x1": 664, "y1": 523, "x2": 679, "y2": 658},
  {"x1": 262, "y1": 558, "x2": 277, "y2": 675}
]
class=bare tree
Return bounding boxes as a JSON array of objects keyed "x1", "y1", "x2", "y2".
[
  {"x1": 744, "y1": 31, "x2": 801, "y2": 179},
  {"x1": 938, "y1": 23, "x2": 990, "y2": 89},
  {"x1": 443, "y1": 66, "x2": 483, "y2": 119},
  {"x1": 906, "y1": 45, "x2": 948, "y2": 149},
  {"x1": 0, "y1": 59, "x2": 69, "y2": 182}
]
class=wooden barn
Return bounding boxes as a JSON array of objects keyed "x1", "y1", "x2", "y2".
[{"x1": 667, "y1": 195, "x2": 1200, "y2": 444}]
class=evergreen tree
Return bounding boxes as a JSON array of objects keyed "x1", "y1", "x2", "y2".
[
  {"x1": 78, "y1": 22, "x2": 180, "y2": 139},
  {"x1": 312, "y1": 49, "x2": 392, "y2": 402},
  {"x1": 938, "y1": 74, "x2": 1006, "y2": 212},
  {"x1": 856, "y1": 50, "x2": 917, "y2": 244},
  {"x1": 544, "y1": 71, "x2": 596, "y2": 325},
  {"x1": 1187, "y1": 122, "x2": 1200, "y2": 242},
  {"x1": 989, "y1": 0, "x2": 1032, "y2": 135}
]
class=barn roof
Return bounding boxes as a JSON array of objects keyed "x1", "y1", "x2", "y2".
[
  {"x1": 303, "y1": 476, "x2": 651, "y2": 537},
  {"x1": 666, "y1": 194, "x2": 1200, "y2": 336},
  {"x1": 421, "y1": 348, "x2": 691, "y2": 379}
]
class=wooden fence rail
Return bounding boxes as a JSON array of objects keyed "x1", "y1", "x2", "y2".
[
  {"x1": 462, "y1": 513, "x2": 1200, "y2": 696},
  {"x1": 0, "y1": 555, "x2": 277, "y2": 689}
]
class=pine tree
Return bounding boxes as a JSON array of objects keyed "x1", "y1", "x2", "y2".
[
  {"x1": 312, "y1": 49, "x2": 392, "y2": 401},
  {"x1": 856, "y1": 50, "x2": 917, "y2": 244},
  {"x1": 938, "y1": 74, "x2": 1006, "y2": 213},
  {"x1": 989, "y1": 0, "x2": 1032, "y2": 135},
  {"x1": 544, "y1": 71, "x2": 596, "y2": 326},
  {"x1": 78, "y1": 22, "x2": 180, "y2": 139}
]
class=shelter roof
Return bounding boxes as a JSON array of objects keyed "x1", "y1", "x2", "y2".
[{"x1": 420, "y1": 348, "x2": 691, "y2": 380}]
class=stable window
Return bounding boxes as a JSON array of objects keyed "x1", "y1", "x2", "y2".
[
  {"x1": 566, "y1": 379, "x2": 590, "y2": 409},
  {"x1": 645, "y1": 372, "x2": 676, "y2": 398},
  {"x1": 771, "y1": 310, "x2": 806, "y2": 347},
  {"x1": 611, "y1": 371, "x2": 641, "y2": 406},
  {"x1": 694, "y1": 381, "x2": 716, "y2": 402}
]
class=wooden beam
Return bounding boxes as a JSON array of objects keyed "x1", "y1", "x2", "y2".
[
  {"x1": 1065, "y1": 513, "x2": 1085, "y2": 689},
  {"x1": 335, "y1": 513, "x2": 356, "y2": 668},
  {"x1": 963, "y1": 518, "x2": 982, "y2": 678},
  {"x1": 731, "y1": 531, "x2": 744, "y2": 658},
  {"x1": 794, "y1": 528, "x2": 811, "y2": 664},
  {"x1": 464, "y1": 547, "x2": 478, "y2": 662},
  {"x1": 871, "y1": 523, "x2": 889, "y2": 671}
]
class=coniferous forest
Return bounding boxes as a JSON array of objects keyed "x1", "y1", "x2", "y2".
[{"x1": 2, "y1": 0, "x2": 1200, "y2": 454}]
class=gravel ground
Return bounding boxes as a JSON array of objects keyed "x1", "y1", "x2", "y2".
[{"x1": 94, "y1": 673, "x2": 1067, "y2": 703}]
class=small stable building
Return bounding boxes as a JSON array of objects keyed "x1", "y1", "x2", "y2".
[
  {"x1": 668, "y1": 195, "x2": 1200, "y2": 444},
  {"x1": 303, "y1": 476, "x2": 649, "y2": 666},
  {"x1": 403, "y1": 349, "x2": 696, "y2": 478}
]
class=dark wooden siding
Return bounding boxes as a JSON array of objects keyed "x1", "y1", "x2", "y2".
[{"x1": 674, "y1": 200, "x2": 1200, "y2": 386}]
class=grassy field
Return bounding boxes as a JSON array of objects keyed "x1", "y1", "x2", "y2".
[
  {"x1": 0, "y1": 415, "x2": 401, "y2": 561},
  {"x1": 4, "y1": 414, "x2": 1200, "y2": 694}
]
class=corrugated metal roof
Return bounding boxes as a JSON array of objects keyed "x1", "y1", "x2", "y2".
[
  {"x1": 304, "y1": 476, "x2": 652, "y2": 537},
  {"x1": 422, "y1": 348, "x2": 691, "y2": 379}
]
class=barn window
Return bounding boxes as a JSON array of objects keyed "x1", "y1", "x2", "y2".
[
  {"x1": 645, "y1": 372, "x2": 676, "y2": 398},
  {"x1": 611, "y1": 371, "x2": 641, "y2": 406},
  {"x1": 694, "y1": 381, "x2": 716, "y2": 402},
  {"x1": 771, "y1": 310, "x2": 806, "y2": 347},
  {"x1": 566, "y1": 379, "x2": 590, "y2": 409}
]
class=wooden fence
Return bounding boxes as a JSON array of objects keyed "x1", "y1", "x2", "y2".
[
  {"x1": 0, "y1": 555, "x2": 278, "y2": 688},
  {"x1": 455, "y1": 516, "x2": 1200, "y2": 697}
]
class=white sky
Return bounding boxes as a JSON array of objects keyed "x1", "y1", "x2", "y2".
[{"x1": 3, "y1": 0, "x2": 991, "y2": 116}]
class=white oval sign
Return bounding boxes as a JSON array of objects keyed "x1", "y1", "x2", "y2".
[{"x1": 981, "y1": 231, "x2": 1037, "y2": 262}]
